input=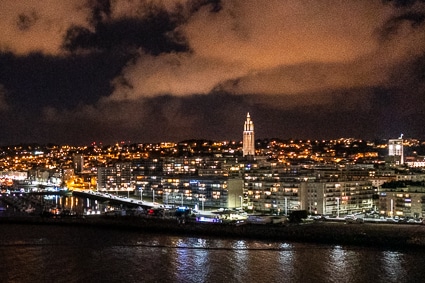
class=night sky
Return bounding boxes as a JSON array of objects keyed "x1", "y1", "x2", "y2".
[{"x1": 1, "y1": 0, "x2": 424, "y2": 145}]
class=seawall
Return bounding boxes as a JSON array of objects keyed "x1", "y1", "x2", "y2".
[{"x1": 1, "y1": 216, "x2": 425, "y2": 250}]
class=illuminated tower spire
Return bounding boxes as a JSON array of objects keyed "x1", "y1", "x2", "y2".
[{"x1": 243, "y1": 112, "x2": 255, "y2": 156}]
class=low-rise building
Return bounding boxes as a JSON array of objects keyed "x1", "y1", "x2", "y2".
[
  {"x1": 300, "y1": 180, "x2": 374, "y2": 216},
  {"x1": 379, "y1": 184, "x2": 425, "y2": 218}
]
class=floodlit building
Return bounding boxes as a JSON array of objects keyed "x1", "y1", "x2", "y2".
[
  {"x1": 405, "y1": 156, "x2": 425, "y2": 168},
  {"x1": 388, "y1": 135, "x2": 404, "y2": 165},
  {"x1": 243, "y1": 112, "x2": 255, "y2": 156}
]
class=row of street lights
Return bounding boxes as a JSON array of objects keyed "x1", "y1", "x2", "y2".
[{"x1": 139, "y1": 188, "x2": 184, "y2": 206}]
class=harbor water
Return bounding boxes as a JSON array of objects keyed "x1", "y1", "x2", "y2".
[{"x1": 1, "y1": 223, "x2": 425, "y2": 283}]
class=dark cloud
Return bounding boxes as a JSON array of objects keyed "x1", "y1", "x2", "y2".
[
  {"x1": 0, "y1": 0, "x2": 424, "y2": 145},
  {"x1": 0, "y1": 85, "x2": 424, "y2": 145},
  {"x1": 383, "y1": 0, "x2": 425, "y2": 8},
  {"x1": 5, "y1": 86, "x2": 420, "y2": 145},
  {"x1": 17, "y1": 11, "x2": 39, "y2": 31},
  {"x1": 0, "y1": 52, "x2": 130, "y2": 110},
  {"x1": 88, "y1": 0, "x2": 112, "y2": 25},
  {"x1": 63, "y1": 9, "x2": 189, "y2": 55},
  {"x1": 381, "y1": 11, "x2": 425, "y2": 39},
  {"x1": 0, "y1": 84, "x2": 9, "y2": 111}
]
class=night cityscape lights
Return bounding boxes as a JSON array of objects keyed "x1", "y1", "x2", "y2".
[{"x1": 1, "y1": 120, "x2": 425, "y2": 219}]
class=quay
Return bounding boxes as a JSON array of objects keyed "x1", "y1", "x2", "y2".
[
  {"x1": 1, "y1": 215, "x2": 425, "y2": 250},
  {"x1": 2, "y1": 190, "x2": 425, "y2": 250}
]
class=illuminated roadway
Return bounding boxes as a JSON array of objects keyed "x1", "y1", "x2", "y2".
[{"x1": 72, "y1": 190, "x2": 162, "y2": 210}]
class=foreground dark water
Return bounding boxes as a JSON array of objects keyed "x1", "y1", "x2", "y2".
[{"x1": 0, "y1": 224, "x2": 424, "y2": 283}]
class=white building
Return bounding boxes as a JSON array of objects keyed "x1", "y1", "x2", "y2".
[
  {"x1": 388, "y1": 135, "x2": 404, "y2": 164},
  {"x1": 300, "y1": 181, "x2": 374, "y2": 216}
]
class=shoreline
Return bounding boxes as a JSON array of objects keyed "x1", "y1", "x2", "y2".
[{"x1": 1, "y1": 215, "x2": 425, "y2": 250}]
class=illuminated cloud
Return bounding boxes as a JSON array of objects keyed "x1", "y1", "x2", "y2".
[
  {"x1": 109, "y1": 0, "x2": 425, "y2": 100},
  {"x1": 108, "y1": 0, "x2": 188, "y2": 19},
  {"x1": 1, "y1": 0, "x2": 425, "y2": 144},
  {"x1": 108, "y1": 51, "x2": 249, "y2": 99},
  {"x1": 183, "y1": 0, "x2": 388, "y2": 67},
  {"x1": 3, "y1": 0, "x2": 423, "y2": 98},
  {"x1": 0, "y1": 0, "x2": 92, "y2": 55}
]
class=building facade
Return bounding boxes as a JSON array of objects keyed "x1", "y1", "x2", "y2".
[
  {"x1": 161, "y1": 176, "x2": 241, "y2": 209},
  {"x1": 242, "y1": 163, "x2": 304, "y2": 214},
  {"x1": 73, "y1": 154, "x2": 84, "y2": 173},
  {"x1": 243, "y1": 113, "x2": 255, "y2": 156},
  {"x1": 97, "y1": 162, "x2": 132, "y2": 191},
  {"x1": 388, "y1": 136, "x2": 404, "y2": 165},
  {"x1": 300, "y1": 180, "x2": 374, "y2": 216},
  {"x1": 379, "y1": 186, "x2": 425, "y2": 218}
]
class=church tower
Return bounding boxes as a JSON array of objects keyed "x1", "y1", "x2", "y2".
[{"x1": 243, "y1": 112, "x2": 255, "y2": 156}]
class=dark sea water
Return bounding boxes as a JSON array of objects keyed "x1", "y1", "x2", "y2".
[{"x1": 0, "y1": 224, "x2": 424, "y2": 283}]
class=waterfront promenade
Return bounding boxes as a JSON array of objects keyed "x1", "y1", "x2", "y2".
[
  {"x1": 2, "y1": 190, "x2": 425, "y2": 250},
  {"x1": 2, "y1": 213, "x2": 425, "y2": 250}
]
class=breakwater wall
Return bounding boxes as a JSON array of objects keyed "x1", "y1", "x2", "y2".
[{"x1": 1, "y1": 216, "x2": 425, "y2": 249}]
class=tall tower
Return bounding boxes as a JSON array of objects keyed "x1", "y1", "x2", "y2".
[
  {"x1": 243, "y1": 112, "x2": 255, "y2": 156},
  {"x1": 388, "y1": 134, "x2": 404, "y2": 165}
]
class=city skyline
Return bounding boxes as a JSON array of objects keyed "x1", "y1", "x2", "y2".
[{"x1": 0, "y1": 1, "x2": 424, "y2": 146}]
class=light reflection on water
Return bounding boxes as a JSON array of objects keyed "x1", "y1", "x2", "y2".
[
  {"x1": 173, "y1": 244, "x2": 209, "y2": 283},
  {"x1": 328, "y1": 245, "x2": 351, "y2": 281},
  {"x1": 381, "y1": 251, "x2": 408, "y2": 283},
  {"x1": 278, "y1": 246, "x2": 295, "y2": 281},
  {"x1": 41, "y1": 195, "x2": 107, "y2": 215},
  {"x1": 232, "y1": 241, "x2": 249, "y2": 281},
  {"x1": 1, "y1": 223, "x2": 425, "y2": 282}
]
